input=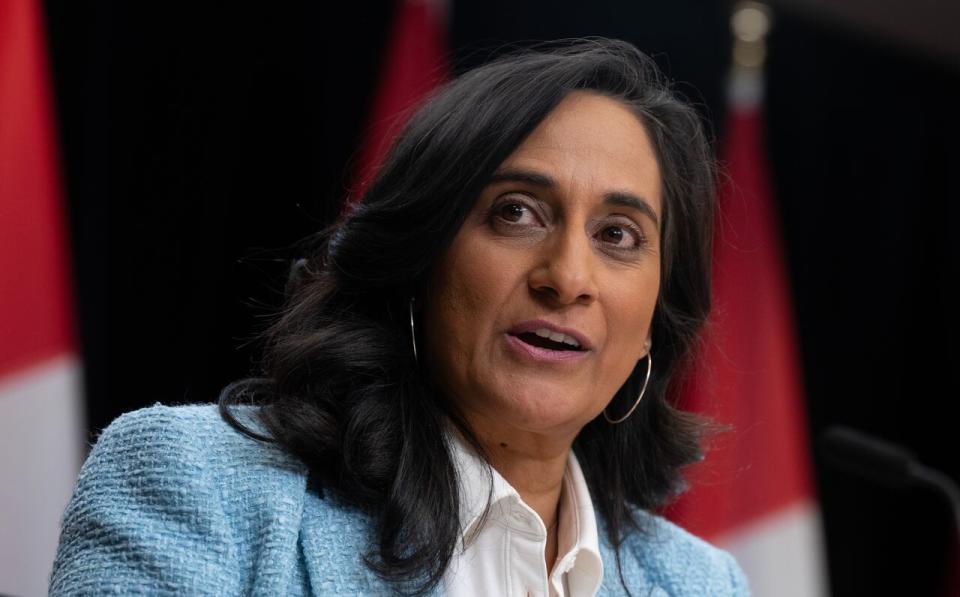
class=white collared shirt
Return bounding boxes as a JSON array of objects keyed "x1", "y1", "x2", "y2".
[{"x1": 442, "y1": 432, "x2": 604, "y2": 597}]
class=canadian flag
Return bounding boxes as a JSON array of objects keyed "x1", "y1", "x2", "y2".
[
  {"x1": 351, "y1": 0, "x2": 448, "y2": 196},
  {"x1": 664, "y1": 67, "x2": 829, "y2": 596},
  {"x1": 0, "y1": 1, "x2": 85, "y2": 595}
]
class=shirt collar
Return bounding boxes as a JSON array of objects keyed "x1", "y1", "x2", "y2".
[
  {"x1": 553, "y1": 451, "x2": 603, "y2": 595},
  {"x1": 447, "y1": 428, "x2": 604, "y2": 594},
  {"x1": 447, "y1": 427, "x2": 517, "y2": 540}
]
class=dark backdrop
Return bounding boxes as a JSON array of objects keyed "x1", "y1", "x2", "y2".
[{"x1": 44, "y1": 2, "x2": 959, "y2": 595}]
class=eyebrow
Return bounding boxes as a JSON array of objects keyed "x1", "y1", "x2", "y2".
[{"x1": 488, "y1": 168, "x2": 661, "y2": 229}]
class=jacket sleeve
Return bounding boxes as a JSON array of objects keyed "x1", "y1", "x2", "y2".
[
  {"x1": 606, "y1": 509, "x2": 753, "y2": 596},
  {"x1": 49, "y1": 405, "x2": 238, "y2": 596}
]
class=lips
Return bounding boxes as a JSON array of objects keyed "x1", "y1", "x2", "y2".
[
  {"x1": 518, "y1": 328, "x2": 584, "y2": 351},
  {"x1": 507, "y1": 320, "x2": 593, "y2": 353}
]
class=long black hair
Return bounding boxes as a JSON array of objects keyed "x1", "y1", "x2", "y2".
[{"x1": 220, "y1": 38, "x2": 717, "y2": 593}]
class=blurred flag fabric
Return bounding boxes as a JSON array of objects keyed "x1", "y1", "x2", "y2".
[
  {"x1": 663, "y1": 42, "x2": 829, "y2": 597},
  {"x1": 0, "y1": 1, "x2": 85, "y2": 595},
  {"x1": 351, "y1": 0, "x2": 449, "y2": 198}
]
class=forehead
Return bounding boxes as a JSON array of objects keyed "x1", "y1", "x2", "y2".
[{"x1": 496, "y1": 91, "x2": 662, "y2": 217}]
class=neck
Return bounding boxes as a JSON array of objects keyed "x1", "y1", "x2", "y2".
[{"x1": 461, "y1": 412, "x2": 575, "y2": 572}]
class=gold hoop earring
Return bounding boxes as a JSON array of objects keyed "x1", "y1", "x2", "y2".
[
  {"x1": 604, "y1": 351, "x2": 652, "y2": 424},
  {"x1": 409, "y1": 297, "x2": 419, "y2": 365}
]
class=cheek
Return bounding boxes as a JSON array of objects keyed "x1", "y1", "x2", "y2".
[
  {"x1": 432, "y1": 244, "x2": 487, "y2": 321},
  {"x1": 423, "y1": 237, "x2": 502, "y2": 376},
  {"x1": 429, "y1": 233, "x2": 524, "y2": 324},
  {"x1": 425, "y1": 264, "x2": 471, "y2": 369},
  {"x1": 605, "y1": 269, "x2": 660, "y2": 361}
]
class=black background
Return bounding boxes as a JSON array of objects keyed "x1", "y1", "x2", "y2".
[{"x1": 44, "y1": 1, "x2": 960, "y2": 595}]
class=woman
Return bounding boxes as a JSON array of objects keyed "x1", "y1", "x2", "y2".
[{"x1": 50, "y1": 39, "x2": 748, "y2": 595}]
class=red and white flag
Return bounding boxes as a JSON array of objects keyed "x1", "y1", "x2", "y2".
[
  {"x1": 351, "y1": 0, "x2": 449, "y2": 197},
  {"x1": 0, "y1": 1, "x2": 85, "y2": 595},
  {"x1": 664, "y1": 68, "x2": 829, "y2": 596}
]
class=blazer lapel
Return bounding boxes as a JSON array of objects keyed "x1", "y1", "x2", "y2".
[
  {"x1": 596, "y1": 511, "x2": 663, "y2": 596},
  {"x1": 299, "y1": 491, "x2": 386, "y2": 594}
]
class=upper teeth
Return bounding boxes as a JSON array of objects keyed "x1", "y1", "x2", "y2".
[{"x1": 533, "y1": 328, "x2": 581, "y2": 348}]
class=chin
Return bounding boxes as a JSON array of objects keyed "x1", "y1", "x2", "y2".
[{"x1": 494, "y1": 387, "x2": 592, "y2": 434}]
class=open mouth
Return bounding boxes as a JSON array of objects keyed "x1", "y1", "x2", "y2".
[{"x1": 512, "y1": 330, "x2": 586, "y2": 352}]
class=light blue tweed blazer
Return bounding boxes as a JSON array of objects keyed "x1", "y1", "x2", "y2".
[{"x1": 49, "y1": 404, "x2": 749, "y2": 596}]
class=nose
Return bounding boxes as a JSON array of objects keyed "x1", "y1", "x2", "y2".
[{"x1": 527, "y1": 228, "x2": 599, "y2": 306}]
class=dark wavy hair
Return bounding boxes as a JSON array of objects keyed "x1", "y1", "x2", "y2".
[{"x1": 220, "y1": 38, "x2": 717, "y2": 593}]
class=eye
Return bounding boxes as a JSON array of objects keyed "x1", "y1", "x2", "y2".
[
  {"x1": 500, "y1": 203, "x2": 527, "y2": 223},
  {"x1": 600, "y1": 226, "x2": 626, "y2": 244},
  {"x1": 492, "y1": 199, "x2": 541, "y2": 226},
  {"x1": 595, "y1": 221, "x2": 646, "y2": 251}
]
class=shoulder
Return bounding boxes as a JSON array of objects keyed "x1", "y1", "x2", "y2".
[
  {"x1": 71, "y1": 402, "x2": 310, "y2": 511},
  {"x1": 600, "y1": 509, "x2": 750, "y2": 596},
  {"x1": 88, "y1": 401, "x2": 280, "y2": 456},
  {"x1": 50, "y1": 403, "x2": 321, "y2": 595}
]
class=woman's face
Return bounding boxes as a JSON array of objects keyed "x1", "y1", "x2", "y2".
[{"x1": 424, "y1": 91, "x2": 662, "y2": 440}]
